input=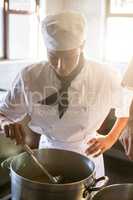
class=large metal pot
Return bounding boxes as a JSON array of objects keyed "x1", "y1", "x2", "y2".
[
  {"x1": 92, "y1": 184, "x2": 133, "y2": 200},
  {"x1": 0, "y1": 135, "x2": 23, "y2": 187},
  {"x1": 2, "y1": 149, "x2": 108, "y2": 200},
  {"x1": 0, "y1": 115, "x2": 40, "y2": 187}
]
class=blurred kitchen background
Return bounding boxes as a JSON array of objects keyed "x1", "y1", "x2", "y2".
[{"x1": 0, "y1": 0, "x2": 133, "y2": 190}]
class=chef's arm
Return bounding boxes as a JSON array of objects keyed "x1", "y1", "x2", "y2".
[
  {"x1": 107, "y1": 117, "x2": 129, "y2": 143},
  {"x1": 86, "y1": 117, "x2": 129, "y2": 157}
]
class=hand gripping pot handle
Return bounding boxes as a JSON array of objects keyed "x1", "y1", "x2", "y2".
[{"x1": 83, "y1": 176, "x2": 109, "y2": 198}]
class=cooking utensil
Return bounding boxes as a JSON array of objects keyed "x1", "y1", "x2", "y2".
[
  {"x1": 3, "y1": 115, "x2": 61, "y2": 184},
  {"x1": 23, "y1": 144, "x2": 61, "y2": 184},
  {"x1": 2, "y1": 149, "x2": 108, "y2": 200},
  {"x1": 19, "y1": 91, "x2": 62, "y2": 184}
]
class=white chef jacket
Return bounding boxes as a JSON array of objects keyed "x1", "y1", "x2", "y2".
[
  {"x1": 0, "y1": 59, "x2": 130, "y2": 178},
  {"x1": 121, "y1": 57, "x2": 133, "y2": 90}
]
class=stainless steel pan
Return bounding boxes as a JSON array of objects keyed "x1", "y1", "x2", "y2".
[{"x1": 92, "y1": 184, "x2": 133, "y2": 200}]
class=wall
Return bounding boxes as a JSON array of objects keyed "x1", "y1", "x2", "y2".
[
  {"x1": 45, "y1": 0, "x2": 64, "y2": 15},
  {"x1": 0, "y1": 1, "x2": 4, "y2": 58}
]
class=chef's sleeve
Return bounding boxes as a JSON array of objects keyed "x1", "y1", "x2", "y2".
[
  {"x1": 0, "y1": 72, "x2": 27, "y2": 120},
  {"x1": 111, "y1": 69, "x2": 133, "y2": 118},
  {"x1": 121, "y1": 57, "x2": 133, "y2": 90}
]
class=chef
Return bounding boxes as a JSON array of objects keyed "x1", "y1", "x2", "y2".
[
  {"x1": 120, "y1": 58, "x2": 133, "y2": 159},
  {"x1": 0, "y1": 11, "x2": 130, "y2": 178}
]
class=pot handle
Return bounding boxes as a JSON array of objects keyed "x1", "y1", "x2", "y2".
[
  {"x1": 1, "y1": 156, "x2": 17, "y2": 170},
  {"x1": 83, "y1": 176, "x2": 109, "y2": 198}
]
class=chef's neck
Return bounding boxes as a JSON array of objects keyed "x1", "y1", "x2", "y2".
[{"x1": 55, "y1": 53, "x2": 85, "y2": 82}]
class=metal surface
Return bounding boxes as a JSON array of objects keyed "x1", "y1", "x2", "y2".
[
  {"x1": 23, "y1": 144, "x2": 61, "y2": 184},
  {"x1": 0, "y1": 113, "x2": 39, "y2": 189},
  {"x1": 0, "y1": 135, "x2": 22, "y2": 187},
  {"x1": 0, "y1": 158, "x2": 10, "y2": 187},
  {"x1": 92, "y1": 184, "x2": 133, "y2": 200},
  {"x1": 10, "y1": 149, "x2": 96, "y2": 200},
  {"x1": 0, "y1": 135, "x2": 22, "y2": 159}
]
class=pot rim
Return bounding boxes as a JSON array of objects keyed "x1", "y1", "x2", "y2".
[
  {"x1": 11, "y1": 169, "x2": 95, "y2": 188},
  {"x1": 96, "y1": 183, "x2": 133, "y2": 189},
  {"x1": 92, "y1": 183, "x2": 133, "y2": 198},
  {"x1": 10, "y1": 149, "x2": 96, "y2": 188}
]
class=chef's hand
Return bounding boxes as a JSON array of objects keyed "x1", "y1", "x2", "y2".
[
  {"x1": 1, "y1": 119, "x2": 25, "y2": 145},
  {"x1": 1, "y1": 114, "x2": 31, "y2": 145},
  {"x1": 85, "y1": 134, "x2": 117, "y2": 157},
  {"x1": 120, "y1": 128, "x2": 133, "y2": 160}
]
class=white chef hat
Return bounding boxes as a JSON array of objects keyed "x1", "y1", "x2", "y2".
[
  {"x1": 121, "y1": 58, "x2": 133, "y2": 90},
  {"x1": 41, "y1": 11, "x2": 87, "y2": 51}
]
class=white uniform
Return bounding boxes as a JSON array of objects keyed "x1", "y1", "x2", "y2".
[
  {"x1": 121, "y1": 57, "x2": 133, "y2": 90},
  {"x1": 0, "y1": 59, "x2": 130, "y2": 178}
]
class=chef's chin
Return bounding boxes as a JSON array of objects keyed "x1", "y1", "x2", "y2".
[{"x1": 56, "y1": 70, "x2": 72, "y2": 78}]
